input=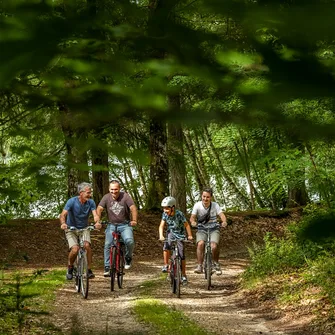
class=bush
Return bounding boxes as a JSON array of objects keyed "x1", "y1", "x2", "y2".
[{"x1": 243, "y1": 208, "x2": 335, "y2": 284}]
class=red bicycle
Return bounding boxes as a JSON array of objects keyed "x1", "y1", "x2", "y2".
[{"x1": 102, "y1": 222, "x2": 125, "y2": 291}]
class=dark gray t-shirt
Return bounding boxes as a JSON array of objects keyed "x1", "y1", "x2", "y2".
[{"x1": 98, "y1": 192, "x2": 135, "y2": 223}]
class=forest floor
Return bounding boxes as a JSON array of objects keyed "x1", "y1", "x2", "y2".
[{"x1": 0, "y1": 210, "x2": 333, "y2": 335}]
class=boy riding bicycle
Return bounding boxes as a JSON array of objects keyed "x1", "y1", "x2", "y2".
[
  {"x1": 159, "y1": 196, "x2": 193, "y2": 284},
  {"x1": 190, "y1": 187, "x2": 227, "y2": 275}
]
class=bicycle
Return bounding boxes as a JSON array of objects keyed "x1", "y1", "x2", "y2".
[
  {"x1": 203, "y1": 226, "x2": 214, "y2": 290},
  {"x1": 163, "y1": 237, "x2": 191, "y2": 298},
  {"x1": 67, "y1": 225, "x2": 95, "y2": 299},
  {"x1": 102, "y1": 222, "x2": 126, "y2": 291},
  {"x1": 193, "y1": 225, "x2": 217, "y2": 290}
]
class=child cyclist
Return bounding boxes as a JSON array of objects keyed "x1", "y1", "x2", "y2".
[{"x1": 158, "y1": 196, "x2": 193, "y2": 284}]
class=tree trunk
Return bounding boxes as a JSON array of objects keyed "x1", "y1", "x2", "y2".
[
  {"x1": 146, "y1": 118, "x2": 169, "y2": 210},
  {"x1": 184, "y1": 130, "x2": 204, "y2": 193},
  {"x1": 59, "y1": 103, "x2": 89, "y2": 198},
  {"x1": 92, "y1": 143, "x2": 109, "y2": 206},
  {"x1": 168, "y1": 94, "x2": 186, "y2": 213}
]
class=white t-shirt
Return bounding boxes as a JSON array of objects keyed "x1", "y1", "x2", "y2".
[{"x1": 191, "y1": 201, "x2": 222, "y2": 231}]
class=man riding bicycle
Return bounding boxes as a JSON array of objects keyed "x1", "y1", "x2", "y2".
[
  {"x1": 60, "y1": 182, "x2": 101, "y2": 280},
  {"x1": 190, "y1": 187, "x2": 227, "y2": 275},
  {"x1": 97, "y1": 180, "x2": 138, "y2": 276}
]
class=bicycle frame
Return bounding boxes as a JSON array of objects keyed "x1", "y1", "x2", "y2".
[
  {"x1": 164, "y1": 237, "x2": 191, "y2": 298},
  {"x1": 103, "y1": 222, "x2": 126, "y2": 291},
  {"x1": 203, "y1": 226, "x2": 213, "y2": 290},
  {"x1": 169, "y1": 239, "x2": 182, "y2": 298},
  {"x1": 68, "y1": 225, "x2": 94, "y2": 299}
]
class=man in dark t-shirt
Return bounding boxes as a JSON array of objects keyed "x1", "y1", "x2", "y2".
[{"x1": 97, "y1": 180, "x2": 138, "y2": 276}]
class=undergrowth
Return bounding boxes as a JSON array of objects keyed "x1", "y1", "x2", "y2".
[{"x1": 242, "y1": 205, "x2": 335, "y2": 306}]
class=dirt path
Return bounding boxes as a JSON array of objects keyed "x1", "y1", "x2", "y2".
[
  {"x1": 47, "y1": 256, "x2": 310, "y2": 335},
  {"x1": 1, "y1": 212, "x2": 320, "y2": 334}
]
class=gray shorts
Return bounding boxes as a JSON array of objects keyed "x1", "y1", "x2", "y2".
[
  {"x1": 196, "y1": 229, "x2": 220, "y2": 245},
  {"x1": 65, "y1": 230, "x2": 91, "y2": 249}
]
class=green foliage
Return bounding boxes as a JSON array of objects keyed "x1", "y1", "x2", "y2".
[
  {"x1": 0, "y1": 269, "x2": 64, "y2": 335},
  {"x1": 243, "y1": 232, "x2": 307, "y2": 283},
  {"x1": 243, "y1": 207, "x2": 335, "y2": 292}
]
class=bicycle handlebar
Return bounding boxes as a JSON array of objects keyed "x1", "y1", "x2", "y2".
[
  {"x1": 67, "y1": 225, "x2": 96, "y2": 232},
  {"x1": 159, "y1": 238, "x2": 194, "y2": 243},
  {"x1": 100, "y1": 221, "x2": 130, "y2": 226}
]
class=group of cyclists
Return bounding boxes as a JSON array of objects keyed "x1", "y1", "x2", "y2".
[{"x1": 59, "y1": 180, "x2": 227, "y2": 283}]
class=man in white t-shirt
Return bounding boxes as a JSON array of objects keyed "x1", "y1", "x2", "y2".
[{"x1": 190, "y1": 188, "x2": 227, "y2": 275}]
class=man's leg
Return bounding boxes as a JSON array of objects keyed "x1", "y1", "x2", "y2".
[
  {"x1": 68, "y1": 245, "x2": 80, "y2": 266},
  {"x1": 120, "y1": 224, "x2": 134, "y2": 269},
  {"x1": 104, "y1": 225, "x2": 113, "y2": 267},
  {"x1": 194, "y1": 233, "x2": 205, "y2": 273},
  {"x1": 121, "y1": 224, "x2": 135, "y2": 259},
  {"x1": 65, "y1": 231, "x2": 79, "y2": 280},
  {"x1": 210, "y1": 230, "x2": 222, "y2": 275}
]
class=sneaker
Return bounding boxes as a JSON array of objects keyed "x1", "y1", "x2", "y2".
[
  {"x1": 88, "y1": 269, "x2": 95, "y2": 279},
  {"x1": 66, "y1": 266, "x2": 73, "y2": 280},
  {"x1": 104, "y1": 266, "x2": 110, "y2": 277},
  {"x1": 182, "y1": 276, "x2": 188, "y2": 284},
  {"x1": 161, "y1": 265, "x2": 169, "y2": 273},
  {"x1": 125, "y1": 257, "x2": 132, "y2": 270},
  {"x1": 194, "y1": 264, "x2": 203, "y2": 274},
  {"x1": 214, "y1": 262, "x2": 222, "y2": 275}
]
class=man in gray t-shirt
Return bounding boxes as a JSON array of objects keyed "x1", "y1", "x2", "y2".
[
  {"x1": 190, "y1": 187, "x2": 227, "y2": 275},
  {"x1": 97, "y1": 180, "x2": 138, "y2": 276}
]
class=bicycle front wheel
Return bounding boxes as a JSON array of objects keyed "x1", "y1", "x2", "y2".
[
  {"x1": 80, "y1": 252, "x2": 89, "y2": 298},
  {"x1": 205, "y1": 246, "x2": 212, "y2": 290},
  {"x1": 117, "y1": 245, "x2": 125, "y2": 289},
  {"x1": 170, "y1": 259, "x2": 176, "y2": 294},
  {"x1": 110, "y1": 247, "x2": 117, "y2": 291},
  {"x1": 175, "y1": 256, "x2": 181, "y2": 298},
  {"x1": 74, "y1": 256, "x2": 80, "y2": 293}
]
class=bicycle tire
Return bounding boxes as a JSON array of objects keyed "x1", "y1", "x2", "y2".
[
  {"x1": 81, "y1": 252, "x2": 89, "y2": 299},
  {"x1": 110, "y1": 247, "x2": 117, "y2": 291},
  {"x1": 170, "y1": 259, "x2": 176, "y2": 293},
  {"x1": 175, "y1": 256, "x2": 181, "y2": 298},
  {"x1": 74, "y1": 256, "x2": 81, "y2": 293},
  {"x1": 206, "y1": 245, "x2": 212, "y2": 290},
  {"x1": 117, "y1": 245, "x2": 125, "y2": 288}
]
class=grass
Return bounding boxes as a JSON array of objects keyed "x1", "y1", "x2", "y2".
[
  {"x1": 133, "y1": 299, "x2": 210, "y2": 335},
  {"x1": 132, "y1": 275, "x2": 211, "y2": 335},
  {"x1": 0, "y1": 267, "x2": 65, "y2": 335}
]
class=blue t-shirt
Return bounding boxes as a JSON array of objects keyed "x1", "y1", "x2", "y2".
[
  {"x1": 64, "y1": 197, "x2": 96, "y2": 229},
  {"x1": 162, "y1": 209, "x2": 187, "y2": 239}
]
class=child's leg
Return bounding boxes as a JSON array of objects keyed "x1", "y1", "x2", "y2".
[
  {"x1": 181, "y1": 259, "x2": 186, "y2": 276},
  {"x1": 163, "y1": 250, "x2": 170, "y2": 265}
]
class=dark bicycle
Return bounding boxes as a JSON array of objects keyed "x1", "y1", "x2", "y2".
[
  {"x1": 102, "y1": 222, "x2": 126, "y2": 291},
  {"x1": 203, "y1": 226, "x2": 214, "y2": 290},
  {"x1": 192, "y1": 225, "x2": 217, "y2": 290},
  {"x1": 163, "y1": 237, "x2": 191, "y2": 298},
  {"x1": 67, "y1": 225, "x2": 95, "y2": 299}
]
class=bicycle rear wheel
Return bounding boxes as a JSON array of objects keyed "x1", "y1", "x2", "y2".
[
  {"x1": 175, "y1": 256, "x2": 181, "y2": 298},
  {"x1": 205, "y1": 246, "x2": 212, "y2": 290},
  {"x1": 80, "y1": 252, "x2": 89, "y2": 299},
  {"x1": 117, "y1": 245, "x2": 125, "y2": 289},
  {"x1": 74, "y1": 257, "x2": 80, "y2": 293},
  {"x1": 110, "y1": 247, "x2": 117, "y2": 291}
]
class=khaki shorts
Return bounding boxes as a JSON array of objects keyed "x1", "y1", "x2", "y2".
[
  {"x1": 65, "y1": 230, "x2": 91, "y2": 249},
  {"x1": 196, "y1": 229, "x2": 220, "y2": 245}
]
